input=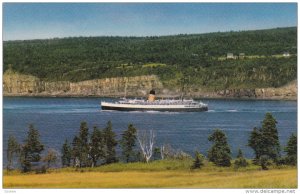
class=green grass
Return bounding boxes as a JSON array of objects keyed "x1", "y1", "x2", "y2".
[
  {"x1": 33, "y1": 159, "x2": 194, "y2": 174},
  {"x1": 3, "y1": 159, "x2": 297, "y2": 188},
  {"x1": 4, "y1": 159, "x2": 294, "y2": 175}
]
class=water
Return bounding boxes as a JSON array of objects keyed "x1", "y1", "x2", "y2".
[{"x1": 3, "y1": 97, "x2": 297, "y2": 166}]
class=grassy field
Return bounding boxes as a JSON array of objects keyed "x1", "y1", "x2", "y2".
[{"x1": 3, "y1": 160, "x2": 297, "y2": 188}]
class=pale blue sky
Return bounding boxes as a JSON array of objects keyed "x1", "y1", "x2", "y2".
[{"x1": 3, "y1": 3, "x2": 297, "y2": 40}]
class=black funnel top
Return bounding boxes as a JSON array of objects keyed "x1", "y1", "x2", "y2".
[{"x1": 149, "y1": 89, "x2": 155, "y2": 95}]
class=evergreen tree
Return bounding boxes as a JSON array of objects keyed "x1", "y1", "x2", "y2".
[
  {"x1": 248, "y1": 127, "x2": 262, "y2": 163},
  {"x1": 259, "y1": 155, "x2": 271, "y2": 170},
  {"x1": 20, "y1": 124, "x2": 44, "y2": 172},
  {"x1": 234, "y1": 149, "x2": 249, "y2": 169},
  {"x1": 261, "y1": 113, "x2": 281, "y2": 160},
  {"x1": 207, "y1": 129, "x2": 231, "y2": 167},
  {"x1": 7, "y1": 135, "x2": 20, "y2": 170},
  {"x1": 79, "y1": 121, "x2": 89, "y2": 145},
  {"x1": 71, "y1": 136, "x2": 81, "y2": 167},
  {"x1": 61, "y1": 139, "x2": 72, "y2": 167},
  {"x1": 191, "y1": 151, "x2": 205, "y2": 169},
  {"x1": 284, "y1": 133, "x2": 297, "y2": 165},
  {"x1": 78, "y1": 121, "x2": 90, "y2": 167},
  {"x1": 120, "y1": 124, "x2": 137, "y2": 163},
  {"x1": 103, "y1": 121, "x2": 118, "y2": 164},
  {"x1": 90, "y1": 126, "x2": 105, "y2": 167},
  {"x1": 248, "y1": 113, "x2": 281, "y2": 164},
  {"x1": 19, "y1": 149, "x2": 31, "y2": 173}
]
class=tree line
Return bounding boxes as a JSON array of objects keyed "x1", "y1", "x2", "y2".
[
  {"x1": 6, "y1": 112, "x2": 297, "y2": 173},
  {"x1": 192, "y1": 112, "x2": 297, "y2": 170},
  {"x1": 3, "y1": 27, "x2": 297, "y2": 90}
]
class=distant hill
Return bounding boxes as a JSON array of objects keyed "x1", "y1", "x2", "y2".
[{"x1": 3, "y1": 27, "x2": 297, "y2": 90}]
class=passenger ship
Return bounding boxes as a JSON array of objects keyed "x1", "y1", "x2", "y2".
[{"x1": 101, "y1": 90, "x2": 208, "y2": 112}]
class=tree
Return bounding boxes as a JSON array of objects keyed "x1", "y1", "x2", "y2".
[
  {"x1": 103, "y1": 121, "x2": 118, "y2": 164},
  {"x1": 20, "y1": 124, "x2": 44, "y2": 172},
  {"x1": 137, "y1": 129, "x2": 155, "y2": 163},
  {"x1": 90, "y1": 126, "x2": 105, "y2": 167},
  {"x1": 61, "y1": 139, "x2": 72, "y2": 167},
  {"x1": 7, "y1": 135, "x2": 20, "y2": 170},
  {"x1": 79, "y1": 122, "x2": 89, "y2": 144},
  {"x1": 42, "y1": 148, "x2": 59, "y2": 168},
  {"x1": 261, "y1": 113, "x2": 281, "y2": 161},
  {"x1": 78, "y1": 121, "x2": 90, "y2": 167},
  {"x1": 19, "y1": 148, "x2": 31, "y2": 173},
  {"x1": 120, "y1": 124, "x2": 137, "y2": 163},
  {"x1": 71, "y1": 136, "x2": 81, "y2": 168},
  {"x1": 248, "y1": 113, "x2": 281, "y2": 164},
  {"x1": 71, "y1": 121, "x2": 90, "y2": 168},
  {"x1": 248, "y1": 127, "x2": 262, "y2": 163},
  {"x1": 191, "y1": 151, "x2": 205, "y2": 169},
  {"x1": 207, "y1": 129, "x2": 231, "y2": 167},
  {"x1": 234, "y1": 149, "x2": 249, "y2": 169},
  {"x1": 284, "y1": 133, "x2": 297, "y2": 165},
  {"x1": 259, "y1": 155, "x2": 271, "y2": 170}
]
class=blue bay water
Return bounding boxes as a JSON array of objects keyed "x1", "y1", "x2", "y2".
[{"x1": 3, "y1": 97, "x2": 297, "y2": 166}]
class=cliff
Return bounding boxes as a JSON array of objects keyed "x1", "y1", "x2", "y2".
[
  {"x1": 3, "y1": 70, "x2": 163, "y2": 97},
  {"x1": 3, "y1": 70, "x2": 297, "y2": 100}
]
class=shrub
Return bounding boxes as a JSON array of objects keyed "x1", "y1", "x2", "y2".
[
  {"x1": 161, "y1": 144, "x2": 192, "y2": 160},
  {"x1": 191, "y1": 151, "x2": 205, "y2": 169},
  {"x1": 234, "y1": 149, "x2": 249, "y2": 169}
]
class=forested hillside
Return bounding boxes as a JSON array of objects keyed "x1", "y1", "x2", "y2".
[{"x1": 3, "y1": 27, "x2": 297, "y2": 90}]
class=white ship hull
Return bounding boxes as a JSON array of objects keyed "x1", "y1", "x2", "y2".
[{"x1": 101, "y1": 101, "x2": 208, "y2": 112}]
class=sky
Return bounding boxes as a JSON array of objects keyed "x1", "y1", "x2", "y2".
[{"x1": 3, "y1": 3, "x2": 298, "y2": 41}]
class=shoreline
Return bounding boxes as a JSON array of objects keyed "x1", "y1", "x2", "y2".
[
  {"x1": 3, "y1": 71, "x2": 297, "y2": 101},
  {"x1": 3, "y1": 93, "x2": 297, "y2": 101}
]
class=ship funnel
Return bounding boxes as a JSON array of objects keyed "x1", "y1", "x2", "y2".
[{"x1": 148, "y1": 89, "x2": 155, "y2": 102}]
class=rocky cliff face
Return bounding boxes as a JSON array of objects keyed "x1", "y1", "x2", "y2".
[
  {"x1": 183, "y1": 81, "x2": 297, "y2": 100},
  {"x1": 3, "y1": 70, "x2": 297, "y2": 100},
  {"x1": 255, "y1": 80, "x2": 297, "y2": 100},
  {"x1": 205, "y1": 80, "x2": 297, "y2": 100},
  {"x1": 3, "y1": 70, "x2": 163, "y2": 97}
]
